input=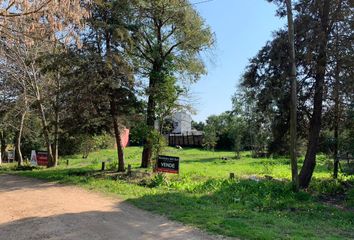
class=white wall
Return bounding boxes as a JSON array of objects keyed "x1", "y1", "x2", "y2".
[{"x1": 172, "y1": 112, "x2": 192, "y2": 134}]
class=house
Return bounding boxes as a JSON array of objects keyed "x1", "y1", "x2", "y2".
[
  {"x1": 168, "y1": 112, "x2": 204, "y2": 147},
  {"x1": 171, "y1": 112, "x2": 192, "y2": 134}
]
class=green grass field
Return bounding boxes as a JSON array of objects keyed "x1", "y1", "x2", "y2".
[{"x1": 1, "y1": 147, "x2": 353, "y2": 240}]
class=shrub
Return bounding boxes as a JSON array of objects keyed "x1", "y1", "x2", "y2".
[
  {"x1": 59, "y1": 133, "x2": 115, "y2": 156},
  {"x1": 137, "y1": 173, "x2": 169, "y2": 188},
  {"x1": 93, "y1": 134, "x2": 115, "y2": 150},
  {"x1": 144, "y1": 130, "x2": 167, "y2": 166},
  {"x1": 203, "y1": 125, "x2": 218, "y2": 151},
  {"x1": 310, "y1": 179, "x2": 347, "y2": 196},
  {"x1": 346, "y1": 188, "x2": 354, "y2": 208},
  {"x1": 107, "y1": 159, "x2": 118, "y2": 171},
  {"x1": 149, "y1": 173, "x2": 168, "y2": 187},
  {"x1": 129, "y1": 122, "x2": 149, "y2": 146}
]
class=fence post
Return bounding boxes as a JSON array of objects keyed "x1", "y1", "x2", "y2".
[{"x1": 127, "y1": 164, "x2": 132, "y2": 176}]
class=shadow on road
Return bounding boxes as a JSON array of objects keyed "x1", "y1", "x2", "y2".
[
  {"x1": 0, "y1": 174, "x2": 223, "y2": 240},
  {"x1": 0, "y1": 210, "x2": 208, "y2": 240}
]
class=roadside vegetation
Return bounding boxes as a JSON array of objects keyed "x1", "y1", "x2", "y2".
[{"x1": 2, "y1": 147, "x2": 353, "y2": 240}]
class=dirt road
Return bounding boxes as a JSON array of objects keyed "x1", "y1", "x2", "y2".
[{"x1": 0, "y1": 174, "x2": 227, "y2": 240}]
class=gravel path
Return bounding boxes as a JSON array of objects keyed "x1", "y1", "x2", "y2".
[{"x1": 0, "y1": 174, "x2": 230, "y2": 240}]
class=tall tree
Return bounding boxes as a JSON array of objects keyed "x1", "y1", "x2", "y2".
[
  {"x1": 285, "y1": 0, "x2": 299, "y2": 190},
  {"x1": 326, "y1": 4, "x2": 353, "y2": 177},
  {"x1": 248, "y1": 0, "x2": 352, "y2": 187},
  {"x1": 82, "y1": 0, "x2": 136, "y2": 172},
  {"x1": 0, "y1": 26, "x2": 59, "y2": 167},
  {"x1": 0, "y1": 34, "x2": 34, "y2": 166},
  {"x1": 298, "y1": 0, "x2": 340, "y2": 188},
  {"x1": 131, "y1": 0, "x2": 214, "y2": 168},
  {"x1": 0, "y1": 0, "x2": 89, "y2": 167}
]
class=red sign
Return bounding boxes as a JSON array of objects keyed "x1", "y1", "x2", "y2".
[
  {"x1": 121, "y1": 128, "x2": 130, "y2": 148},
  {"x1": 36, "y1": 151, "x2": 48, "y2": 166},
  {"x1": 114, "y1": 128, "x2": 130, "y2": 149}
]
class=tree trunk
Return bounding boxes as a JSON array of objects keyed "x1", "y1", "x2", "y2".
[
  {"x1": 333, "y1": 111, "x2": 339, "y2": 178},
  {"x1": 15, "y1": 87, "x2": 28, "y2": 167},
  {"x1": 15, "y1": 111, "x2": 26, "y2": 167},
  {"x1": 141, "y1": 95, "x2": 155, "y2": 168},
  {"x1": 141, "y1": 64, "x2": 160, "y2": 168},
  {"x1": 104, "y1": 27, "x2": 125, "y2": 172},
  {"x1": 32, "y1": 69, "x2": 54, "y2": 167},
  {"x1": 333, "y1": 30, "x2": 341, "y2": 179},
  {"x1": 285, "y1": 0, "x2": 299, "y2": 191},
  {"x1": 299, "y1": 0, "x2": 330, "y2": 188},
  {"x1": 53, "y1": 125, "x2": 59, "y2": 167},
  {"x1": 52, "y1": 74, "x2": 60, "y2": 167},
  {"x1": 0, "y1": 130, "x2": 5, "y2": 164},
  {"x1": 110, "y1": 97, "x2": 125, "y2": 172},
  {"x1": 141, "y1": 18, "x2": 164, "y2": 168},
  {"x1": 38, "y1": 100, "x2": 54, "y2": 167}
]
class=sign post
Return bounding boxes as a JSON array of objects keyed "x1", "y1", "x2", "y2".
[{"x1": 156, "y1": 155, "x2": 180, "y2": 174}]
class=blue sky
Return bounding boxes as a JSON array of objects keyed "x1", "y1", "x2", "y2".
[{"x1": 190, "y1": 0, "x2": 286, "y2": 122}]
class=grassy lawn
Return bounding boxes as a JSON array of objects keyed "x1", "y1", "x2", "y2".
[{"x1": 1, "y1": 147, "x2": 353, "y2": 240}]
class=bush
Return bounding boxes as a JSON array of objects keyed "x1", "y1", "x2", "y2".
[
  {"x1": 149, "y1": 173, "x2": 168, "y2": 187},
  {"x1": 59, "y1": 134, "x2": 80, "y2": 156},
  {"x1": 310, "y1": 179, "x2": 347, "y2": 196},
  {"x1": 107, "y1": 159, "x2": 118, "y2": 171},
  {"x1": 59, "y1": 132, "x2": 115, "y2": 156},
  {"x1": 93, "y1": 134, "x2": 115, "y2": 150},
  {"x1": 0, "y1": 163, "x2": 17, "y2": 172},
  {"x1": 203, "y1": 125, "x2": 218, "y2": 150},
  {"x1": 129, "y1": 122, "x2": 149, "y2": 146},
  {"x1": 80, "y1": 135, "x2": 96, "y2": 158},
  {"x1": 149, "y1": 130, "x2": 167, "y2": 163},
  {"x1": 346, "y1": 188, "x2": 354, "y2": 208}
]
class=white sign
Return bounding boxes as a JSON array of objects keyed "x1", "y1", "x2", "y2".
[
  {"x1": 8, "y1": 151, "x2": 14, "y2": 161},
  {"x1": 30, "y1": 150, "x2": 38, "y2": 166}
]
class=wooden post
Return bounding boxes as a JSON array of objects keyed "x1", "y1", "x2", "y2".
[
  {"x1": 229, "y1": 173, "x2": 235, "y2": 179},
  {"x1": 127, "y1": 164, "x2": 132, "y2": 176},
  {"x1": 66, "y1": 159, "x2": 69, "y2": 166},
  {"x1": 101, "y1": 161, "x2": 106, "y2": 171}
]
